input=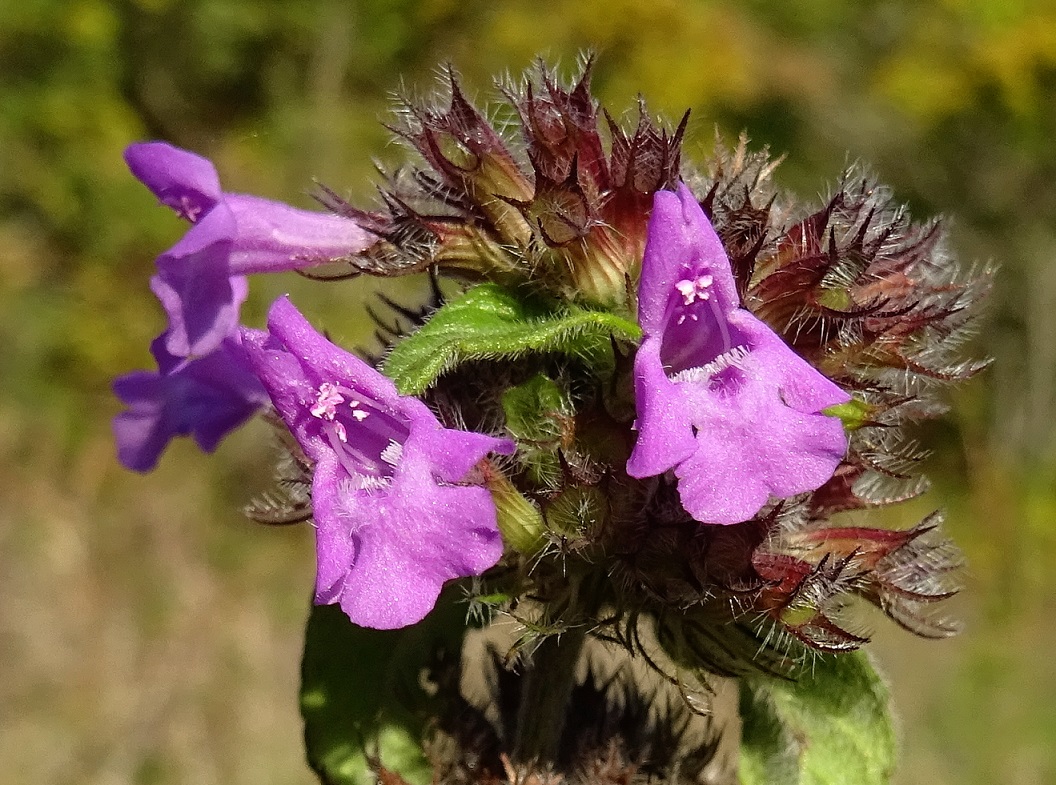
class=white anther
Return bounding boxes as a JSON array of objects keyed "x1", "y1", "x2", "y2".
[
  {"x1": 311, "y1": 382, "x2": 345, "y2": 420},
  {"x1": 675, "y1": 273, "x2": 715, "y2": 306}
]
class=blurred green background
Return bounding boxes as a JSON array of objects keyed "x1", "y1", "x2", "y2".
[{"x1": 2, "y1": 1, "x2": 1054, "y2": 783}]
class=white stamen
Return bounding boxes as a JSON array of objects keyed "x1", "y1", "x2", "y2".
[
  {"x1": 311, "y1": 382, "x2": 345, "y2": 420},
  {"x1": 323, "y1": 423, "x2": 361, "y2": 477},
  {"x1": 310, "y1": 381, "x2": 409, "y2": 479},
  {"x1": 179, "y1": 196, "x2": 202, "y2": 223},
  {"x1": 379, "y1": 440, "x2": 403, "y2": 467},
  {"x1": 675, "y1": 278, "x2": 697, "y2": 305},
  {"x1": 670, "y1": 345, "x2": 752, "y2": 384}
]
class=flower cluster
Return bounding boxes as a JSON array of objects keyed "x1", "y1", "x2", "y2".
[
  {"x1": 113, "y1": 60, "x2": 986, "y2": 677},
  {"x1": 114, "y1": 142, "x2": 513, "y2": 628}
]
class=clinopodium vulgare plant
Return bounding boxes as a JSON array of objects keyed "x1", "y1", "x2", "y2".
[{"x1": 114, "y1": 58, "x2": 990, "y2": 785}]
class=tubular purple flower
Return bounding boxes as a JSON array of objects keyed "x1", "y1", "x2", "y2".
[
  {"x1": 241, "y1": 297, "x2": 515, "y2": 630},
  {"x1": 627, "y1": 184, "x2": 850, "y2": 524},
  {"x1": 126, "y1": 141, "x2": 377, "y2": 357},
  {"x1": 147, "y1": 206, "x2": 249, "y2": 359},
  {"x1": 112, "y1": 332, "x2": 268, "y2": 473}
]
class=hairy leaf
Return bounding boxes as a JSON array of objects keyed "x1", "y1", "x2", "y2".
[
  {"x1": 300, "y1": 591, "x2": 469, "y2": 785},
  {"x1": 739, "y1": 652, "x2": 896, "y2": 785},
  {"x1": 381, "y1": 283, "x2": 641, "y2": 395}
]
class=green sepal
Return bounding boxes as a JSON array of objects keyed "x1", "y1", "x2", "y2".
[
  {"x1": 502, "y1": 374, "x2": 570, "y2": 488},
  {"x1": 381, "y1": 283, "x2": 642, "y2": 395},
  {"x1": 823, "y1": 397, "x2": 876, "y2": 432},
  {"x1": 300, "y1": 589, "x2": 470, "y2": 785},
  {"x1": 502, "y1": 374, "x2": 569, "y2": 444},
  {"x1": 488, "y1": 469, "x2": 548, "y2": 556},
  {"x1": 739, "y1": 651, "x2": 896, "y2": 785},
  {"x1": 543, "y1": 485, "x2": 609, "y2": 539}
]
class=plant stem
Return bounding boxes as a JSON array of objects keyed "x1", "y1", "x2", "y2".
[{"x1": 511, "y1": 628, "x2": 587, "y2": 764}]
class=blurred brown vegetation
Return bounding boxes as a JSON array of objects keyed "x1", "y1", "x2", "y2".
[{"x1": 1, "y1": 1, "x2": 1054, "y2": 783}]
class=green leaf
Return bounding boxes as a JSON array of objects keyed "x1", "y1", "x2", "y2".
[
  {"x1": 739, "y1": 677, "x2": 801, "y2": 785},
  {"x1": 381, "y1": 283, "x2": 641, "y2": 395},
  {"x1": 739, "y1": 652, "x2": 896, "y2": 785},
  {"x1": 300, "y1": 590, "x2": 469, "y2": 785}
]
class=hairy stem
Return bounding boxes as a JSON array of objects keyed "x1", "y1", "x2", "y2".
[{"x1": 511, "y1": 628, "x2": 588, "y2": 764}]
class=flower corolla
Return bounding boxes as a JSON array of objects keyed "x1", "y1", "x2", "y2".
[
  {"x1": 241, "y1": 297, "x2": 515, "y2": 629},
  {"x1": 112, "y1": 333, "x2": 268, "y2": 472},
  {"x1": 627, "y1": 184, "x2": 850, "y2": 524},
  {"x1": 126, "y1": 142, "x2": 376, "y2": 357}
]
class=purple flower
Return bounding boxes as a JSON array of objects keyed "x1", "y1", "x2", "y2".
[
  {"x1": 112, "y1": 333, "x2": 269, "y2": 473},
  {"x1": 126, "y1": 142, "x2": 376, "y2": 357},
  {"x1": 627, "y1": 184, "x2": 850, "y2": 524},
  {"x1": 241, "y1": 297, "x2": 515, "y2": 629}
]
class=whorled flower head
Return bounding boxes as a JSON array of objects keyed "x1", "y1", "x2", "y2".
[
  {"x1": 627, "y1": 184, "x2": 850, "y2": 524},
  {"x1": 110, "y1": 60, "x2": 991, "y2": 708},
  {"x1": 127, "y1": 142, "x2": 377, "y2": 357},
  {"x1": 240, "y1": 297, "x2": 515, "y2": 629},
  {"x1": 751, "y1": 513, "x2": 964, "y2": 649},
  {"x1": 427, "y1": 136, "x2": 985, "y2": 676},
  {"x1": 112, "y1": 332, "x2": 268, "y2": 472}
]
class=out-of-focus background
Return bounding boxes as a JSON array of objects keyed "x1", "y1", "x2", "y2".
[{"x1": 2, "y1": 1, "x2": 1054, "y2": 783}]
